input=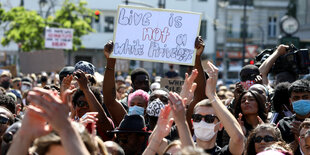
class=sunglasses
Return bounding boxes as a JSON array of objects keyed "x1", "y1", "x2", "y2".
[
  {"x1": 192, "y1": 114, "x2": 218, "y2": 123},
  {"x1": 0, "y1": 116, "x2": 9, "y2": 124},
  {"x1": 75, "y1": 101, "x2": 89, "y2": 108},
  {"x1": 254, "y1": 135, "x2": 276, "y2": 143}
]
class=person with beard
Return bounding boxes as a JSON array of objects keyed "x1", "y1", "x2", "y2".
[{"x1": 0, "y1": 72, "x2": 11, "y2": 91}]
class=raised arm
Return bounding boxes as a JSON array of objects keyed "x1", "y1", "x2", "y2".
[
  {"x1": 259, "y1": 45, "x2": 289, "y2": 85},
  {"x1": 186, "y1": 36, "x2": 206, "y2": 133},
  {"x1": 9, "y1": 88, "x2": 90, "y2": 155},
  {"x1": 75, "y1": 70, "x2": 114, "y2": 140},
  {"x1": 169, "y1": 92, "x2": 195, "y2": 148},
  {"x1": 143, "y1": 105, "x2": 173, "y2": 155},
  {"x1": 103, "y1": 41, "x2": 127, "y2": 126},
  {"x1": 205, "y1": 61, "x2": 245, "y2": 155}
]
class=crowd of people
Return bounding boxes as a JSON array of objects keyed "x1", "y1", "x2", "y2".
[{"x1": 0, "y1": 36, "x2": 308, "y2": 155}]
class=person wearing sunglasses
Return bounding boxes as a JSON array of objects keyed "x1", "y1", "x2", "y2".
[
  {"x1": 72, "y1": 70, "x2": 114, "y2": 141},
  {"x1": 192, "y1": 61, "x2": 244, "y2": 155},
  {"x1": 0, "y1": 106, "x2": 14, "y2": 141},
  {"x1": 245, "y1": 124, "x2": 285, "y2": 155}
]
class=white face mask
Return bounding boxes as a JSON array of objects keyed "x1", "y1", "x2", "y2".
[{"x1": 193, "y1": 121, "x2": 220, "y2": 141}]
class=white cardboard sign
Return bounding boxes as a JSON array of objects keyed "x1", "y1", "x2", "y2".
[
  {"x1": 45, "y1": 27, "x2": 74, "y2": 50},
  {"x1": 111, "y1": 5, "x2": 202, "y2": 66}
]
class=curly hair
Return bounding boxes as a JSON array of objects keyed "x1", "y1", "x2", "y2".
[
  {"x1": 234, "y1": 90, "x2": 268, "y2": 132},
  {"x1": 0, "y1": 94, "x2": 16, "y2": 114},
  {"x1": 128, "y1": 89, "x2": 149, "y2": 107},
  {"x1": 245, "y1": 124, "x2": 284, "y2": 155},
  {"x1": 72, "y1": 86, "x2": 103, "y2": 107}
]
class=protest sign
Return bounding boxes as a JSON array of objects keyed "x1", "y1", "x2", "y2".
[
  {"x1": 111, "y1": 5, "x2": 202, "y2": 66},
  {"x1": 160, "y1": 78, "x2": 184, "y2": 94},
  {"x1": 45, "y1": 27, "x2": 74, "y2": 50}
]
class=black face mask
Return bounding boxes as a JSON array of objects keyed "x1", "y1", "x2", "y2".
[{"x1": 1, "y1": 81, "x2": 10, "y2": 89}]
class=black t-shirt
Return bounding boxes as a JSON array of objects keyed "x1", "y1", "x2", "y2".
[
  {"x1": 165, "y1": 71, "x2": 179, "y2": 78},
  {"x1": 204, "y1": 144, "x2": 231, "y2": 155},
  {"x1": 165, "y1": 125, "x2": 179, "y2": 142},
  {"x1": 277, "y1": 114, "x2": 304, "y2": 143}
]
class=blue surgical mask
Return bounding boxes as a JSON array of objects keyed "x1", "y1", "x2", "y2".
[
  {"x1": 292, "y1": 100, "x2": 310, "y2": 116},
  {"x1": 128, "y1": 105, "x2": 145, "y2": 115}
]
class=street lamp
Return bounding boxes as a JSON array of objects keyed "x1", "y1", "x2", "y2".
[
  {"x1": 218, "y1": 1, "x2": 229, "y2": 84},
  {"x1": 242, "y1": 0, "x2": 247, "y2": 66}
]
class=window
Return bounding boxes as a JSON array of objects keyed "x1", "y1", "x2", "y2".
[
  {"x1": 104, "y1": 16, "x2": 114, "y2": 33},
  {"x1": 229, "y1": 0, "x2": 253, "y2": 6},
  {"x1": 199, "y1": 20, "x2": 207, "y2": 39},
  {"x1": 268, "y1": 17, "x2": 277, "y2": 37},
  {"x1": 92, "y1": 17, "x2": 101, "y2": 33}
]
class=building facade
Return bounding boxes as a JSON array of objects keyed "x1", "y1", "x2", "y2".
[
  {"x1": 216, "y1": 0, "x2": 289, "y2": 81},
  {"x1": 0, "y1": 0, "x2": 217, "y2": 76}
]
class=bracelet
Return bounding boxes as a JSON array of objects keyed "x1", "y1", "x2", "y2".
[{"x1": 105, "y1": 66, "x2": 114, "y2": 71}]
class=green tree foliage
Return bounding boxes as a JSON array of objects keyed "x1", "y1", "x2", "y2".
[{"x1": 1, "y1": 0, "x2": 94, "y2": 51}]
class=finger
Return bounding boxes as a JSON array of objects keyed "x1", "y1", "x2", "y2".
[
  {"x1": 85, "y1": 112, "x2": 99, "y2": 115},
  {"x1": 168, "y1": 92, "x2": 178, "y2": 104},
  {"x1": 163, "y1": 105, "x2": 171, "y2": 119},
  {"x1": 168, "y1": 100, "x2": 177, "y2": 112},
  {"x1": 190, "y1": 83, "x2": 197, "y2": 92},
  {"x1": 82, "y1": 115, "x2": 98, "y2": 121},
  {"x1": 27, "y1": 105, "x2": 50, "y2": 121},
  {"x1": 62, "y1": 89, "x2": 75, "y2": 105},
  {"x1": 82, "y1": 119, "x2": 96, "y2": 125},
  {"x1": 257, "y1": 116, "x2": 264, "y2": 124},
  {"x1": 185, "y1": 73, "x2": 189, "y2": 80},
  {"x1": 168, "y1": 118, "x2": 174, "y2": 128},
  {"x1": 28, "y1": 91, "x2": 53, "y2": 110},
  {"x1": 33, "y1": 87, "x2": 62, "y2": 103},
  {"x1": 188, "y1": 70, "x2": 198, "y2": 83},
  {"x1": 182, "y1": 98, "x2": 187, "y2": 107},
  {"x1": 208, "y1": 61, "x2": 215, "y2": 73},
  {"x1": 159, "y1": 108, "x2": 165, "y2": 119},
  {"x1": 238, "y1": 113, "x2": 243, "y2": 120}
]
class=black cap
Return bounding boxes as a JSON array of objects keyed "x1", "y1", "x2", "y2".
[{"x1": 59, "y1": 66, "x2": 75, "y2": 84}]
